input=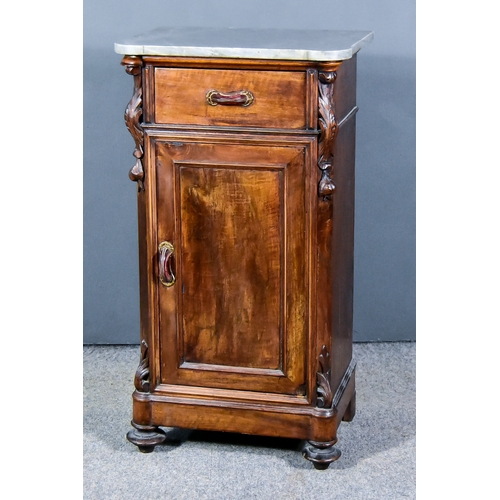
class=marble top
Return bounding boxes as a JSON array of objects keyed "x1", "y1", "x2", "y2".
[{"x1": 114, "y1": 27, "x2": 373, "y2": 61}]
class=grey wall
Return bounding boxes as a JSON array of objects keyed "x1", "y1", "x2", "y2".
[{"x1": 83, "y1": 0, "x2": 415, "y2": 344}]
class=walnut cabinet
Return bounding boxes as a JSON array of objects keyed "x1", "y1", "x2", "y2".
[{"x1": 116, "y1": 30, "x2": 371, "y2": 469}]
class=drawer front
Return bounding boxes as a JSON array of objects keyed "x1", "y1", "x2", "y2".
[{"x1": 154, "y1": 68, "x2": 307, "y2": 129}]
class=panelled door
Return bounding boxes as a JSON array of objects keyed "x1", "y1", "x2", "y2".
[{"x1": 151, "y1": 132, "x2": 314, "y2": 396}]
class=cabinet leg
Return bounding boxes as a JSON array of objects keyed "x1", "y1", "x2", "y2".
[
  {"x1": 126, "y1": 420, "x2": 167, "y2": 453},
  {"x1": 302, "y1": 439, "x2": 341, "y2": 470},
  {"x1": 342, "y1": 390, "x2": 356, "y2": 422}
]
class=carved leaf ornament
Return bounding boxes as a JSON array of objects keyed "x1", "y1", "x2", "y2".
[
  {"x1": 122, "y1": 56, "x2": 145, "y2": 191},
  {"x1": 134, "y1": 339, "x2": 150, "y2": 392},
  {"x1": 317, "y1": 71, "x2": 338, "y2": 200},
  {"x1": 316, "y1": 345, "x2": 333, "y2": 408}
]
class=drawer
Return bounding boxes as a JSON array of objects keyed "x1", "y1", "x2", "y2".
[{"x1": 153, "y1": 68, "x2": 307, "y2": 129}]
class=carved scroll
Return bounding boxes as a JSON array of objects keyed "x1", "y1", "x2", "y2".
[
  {"x1": 134, "y1": 339, "x2": 150, "y2": 392},
  {"x1": 317, "y1": 71, "x2": 338, "y2": 200},
  {"x1": 316, "y1": 345, "x2": 333, "y2": 408},
  {"x1": 121, "y1": 56, "x2": 145, "y2": 192}
]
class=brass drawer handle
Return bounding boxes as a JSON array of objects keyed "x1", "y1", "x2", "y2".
[
  {"x1": 158, "y1": 241, "x2": 175, "y2": 287},
  {"x1": 206, "y1": 89, "x2": 254, "y2": 107}
]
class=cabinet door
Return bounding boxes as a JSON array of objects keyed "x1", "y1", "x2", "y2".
[{"x1": 152, "y1": 133, "x2": 313, "y2": 396}]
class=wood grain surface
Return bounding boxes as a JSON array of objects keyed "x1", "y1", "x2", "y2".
[
  {"x1": 122, "y1": 54, "x2": 359, "y2": 464},
  {"x1": 154, "y1": 68, "x2": 306, "y2": 128},
  {"x1": 179, "y1": 166, "x2": 282, "y2": 369},
  {"x1": 152, "y1": 134, "x2": 312, "y2": 395}
]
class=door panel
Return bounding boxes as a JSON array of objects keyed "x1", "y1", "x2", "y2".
[
  {"x1": 179, "y1": 166, "x2": 283, "y2": 370},
  {"x1": 154, "y1": 135, "x2": 310, "y2": 395}
]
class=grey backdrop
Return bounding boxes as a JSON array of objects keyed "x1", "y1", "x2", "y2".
[{"x1": 83, "y1": 0, "x2": 415, "y2": 344}]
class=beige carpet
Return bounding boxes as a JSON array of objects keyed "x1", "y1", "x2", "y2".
[{"x1": 83, "y1": 342, "x2": 415, "y2": 499}]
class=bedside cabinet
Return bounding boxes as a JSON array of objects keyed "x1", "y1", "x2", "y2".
[{"x1": 115, "y1": 28, "x2": 373, "y2": 469}]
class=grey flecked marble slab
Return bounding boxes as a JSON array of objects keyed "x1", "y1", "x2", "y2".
[{"x1": 114, "y1": 27, "x2": 373, "y2": 61}]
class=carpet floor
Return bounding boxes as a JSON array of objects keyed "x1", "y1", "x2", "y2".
[{"x1": 83, "y1": 342, "x2": 415, "y2": 499}]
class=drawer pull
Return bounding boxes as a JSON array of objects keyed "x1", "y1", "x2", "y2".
[
  {"x1": 206, "y1": 89, "x2": 254, "y2": 107},
  {"x1": 159, "y1": 241, "x2": 176, "y2": 287}
]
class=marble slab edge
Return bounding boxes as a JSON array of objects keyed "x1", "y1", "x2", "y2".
[{"x1": 114, "y1": 32, "x2": 374, "y2": 62}]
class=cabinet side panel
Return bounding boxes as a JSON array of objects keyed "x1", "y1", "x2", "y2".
[
  {"x1": 334, "y1": 55, "x2": 357, "y2": 124},
  {"x1": 179, "y1": 166, "x2": 282, "y2": 370},
  {"x1": 330, "y1": 116, "x2": 356, "y2": 391}
]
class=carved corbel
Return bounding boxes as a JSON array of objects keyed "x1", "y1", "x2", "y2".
[
  {"x1": 317, "y1": 71, "x2": 338, "y2": 200},
  {"x1": 121, "y1": 56, "x2": 145, "y2": 192},
  {"x1": 134, "y1": 339, "x2": 151, "y2": 392},
  {"x1": 316, "y1": 345, "x2": 333, "y2": 408}
]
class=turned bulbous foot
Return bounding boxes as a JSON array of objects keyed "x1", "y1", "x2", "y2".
[
  {"x1": 126, "y1": 421, "x2": 167, "y2": 452},
  {"x1": 138, "y1": 445, "x2": 155, "y2": 453},
  {"x1": 313, "y1": 462, "x2": 331, "y2": 470},
  {"x1": 303, "y1": 439, "x2": 341, "y2": 470}
]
